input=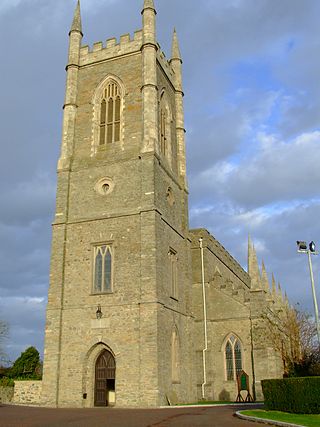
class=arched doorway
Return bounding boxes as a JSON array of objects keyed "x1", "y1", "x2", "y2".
[{"x1": 94, "y1": 349, "x2": 116, "y2": 406}]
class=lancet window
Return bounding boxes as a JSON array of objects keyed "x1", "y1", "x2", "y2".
[
  {"x1": 99, "y1": 81, "x2": 121, "y2": 145},
  {"x1": 224, "y1": 335, "x2": 242, "y2": 381},
  {"x1": 171, "y1": 328, "x2": 180, "y2": 383},
  {"x1": 93, "y1": 245, "x2": 113, "y2": 293},
  {"x1": 160, "y1": 108, "x2": 167, "y2": 156},
  {"x1": 159, "y1": 91, "x2": 172, "y2": 165},
  {"x1": 168, "y1": 249, "x2": 178, "y2": 299}
]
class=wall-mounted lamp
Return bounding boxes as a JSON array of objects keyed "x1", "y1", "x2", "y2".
[{"x1": 96, "y1": 305, "x2": 103, "y2": 319}]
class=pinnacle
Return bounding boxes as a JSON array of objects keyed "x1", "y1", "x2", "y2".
[
  {"x1": 171, "y1": 28, "x2": 182, "y2": 61},
  {"x1": 248, "y1": 237, "x2": 260, "y2": 288},
  {"x1": 272, "y1": 273, "x2": 277, "y2": 297},
  {"x1": 261, "y1": 261, "x2": 270, "y2": 292},
  {"x1": 70, "y1": 0, "x2": 82, "y2": 35},
  {"x1": 143, "y1": 0, "x2": 156, "y2": 11}
]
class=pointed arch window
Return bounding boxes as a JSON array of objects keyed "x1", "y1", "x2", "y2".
[
  {"x1": 99, "y1": 81, "x2": 121, "y2": 145},
  {"x1": 168, "y1": 248, "x2": 178, "y2": 300},
  {"x1": 171, "y1": 328, "x2": 180, "y2": 383},
  {"x1": 224, "y1": 335, "x2": 242, "y2": 381},
  {"x1": 93, "y1": 245, "x2": 113, "y2": 293},
  {"x1": 160, "y1": 108, "x2": 167, "y2": 155},
  {"x1": 159, "y1": 91, "x2": 172, "y2": 166}
]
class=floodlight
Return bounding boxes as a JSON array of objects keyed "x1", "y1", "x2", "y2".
[
  {"x1": 309, "y1": 241, "x2": 316, "y2": 253},
  {"x1": 297, "y1": 241, "x2": 307, "y2": 251},
  {"x1": 296, "y1": 239, "x2": 320, "y2": 348}
]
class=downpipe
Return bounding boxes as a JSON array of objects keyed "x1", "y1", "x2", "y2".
[{"x1": 199, "y1": 238, "x2": 208, "y2": 399}]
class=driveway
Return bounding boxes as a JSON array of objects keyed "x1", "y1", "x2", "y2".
[{"x1": 0, "y1": 404, "x2": 264, "y2": 427}]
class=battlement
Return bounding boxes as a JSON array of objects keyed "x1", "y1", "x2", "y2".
[
  {"x1": 190, "y1": 228, "x2": 251, "y2": 288},
  {"x1": 80, "y1": 30, "x2": 143, "y2": 66}
]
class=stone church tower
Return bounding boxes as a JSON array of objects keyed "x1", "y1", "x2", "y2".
[
  {"x1": 41, "y1": 0, "x2": 195, "y2": 408},
  {"x1": 39, "y1": 0, "x2": 290, "y2": 409}
]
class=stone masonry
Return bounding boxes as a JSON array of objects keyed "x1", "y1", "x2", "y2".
[{"x1": 40, "y1": 0, "x2": 289, "y2": 408}]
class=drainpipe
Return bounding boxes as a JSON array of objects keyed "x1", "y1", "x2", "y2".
[{"x1": 199, "y1": 238, "x2": 208, "y2": 399}]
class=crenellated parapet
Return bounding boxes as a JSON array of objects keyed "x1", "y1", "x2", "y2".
[
  {"x1": 190, "y1": 228, "x2": 251, "y2": 288},
  {"x1": 79, "y1": 30, "x2": 143, "y2": 66}
]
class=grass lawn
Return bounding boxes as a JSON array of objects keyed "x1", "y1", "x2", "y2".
[
  {"x1": 179, "y1": 401, "x2": 234, "y2": 405},
  {"x1": 240, "y1": 409, "x2": 320, "y2": 427}
]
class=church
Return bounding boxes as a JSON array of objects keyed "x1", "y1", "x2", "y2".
[{"x1": 40, "y1": 0, "x2": 289, "y2": 408}]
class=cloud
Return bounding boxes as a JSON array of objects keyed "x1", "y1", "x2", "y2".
[
  {"x1": 0, "y1": 297, "x2": 46, "y2": 363},
  {"x1": 220, "y1": 131, "x2": 320, "y2": 208},
  {"x1": 1, "y1": 0, "x2": 319, "y2": 362},
  {"x1": 0, "y1": 173, "x2": 55, "y2": 226},
  {"x1": 0, "y1": 0, "x2": 22, "y2": 13}
]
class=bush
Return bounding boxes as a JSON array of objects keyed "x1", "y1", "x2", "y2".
[
  {"x1": 262, "y1": 377, "x2": 320, "y2": 414},
  {"x1": 0, "y1": 377, "x2": 14, "y2": 387}
]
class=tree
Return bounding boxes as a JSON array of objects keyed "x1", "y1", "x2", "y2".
[
  {"x1": 9, "y1": 346, "x2": 42, "y2": 379},
  {"x1": 264, "y1": 305, "x2": 319, "y2": 377},
  {"x1": 290, "y1": 310, "x2": 320, "y2": 377}
]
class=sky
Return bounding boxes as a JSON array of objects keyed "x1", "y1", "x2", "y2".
[{"x1": 0, "y1": 0, "x2": 319, "y2": 364}]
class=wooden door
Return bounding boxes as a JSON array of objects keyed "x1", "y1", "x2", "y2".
[{"x1": 94, "y1": 350, "x2": 116, "y2": 406}]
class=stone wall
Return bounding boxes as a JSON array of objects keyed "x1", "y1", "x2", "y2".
[
  {"x1": 0, "y1": 386, "x2": 14, "y2": 404},
  {"x1": 13, "y1": 381, "x2": 42, "y2": 405},
  {"x1": 190, "y1": 229, "x2": 254, "y2": 402}
]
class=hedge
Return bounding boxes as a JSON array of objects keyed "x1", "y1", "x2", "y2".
[
  {"x1": 0, "y1": 377, "x2": 14, "y2": 387},
  {"x1": 262, "y1": 377, "x2": 320, "y2": 414}
]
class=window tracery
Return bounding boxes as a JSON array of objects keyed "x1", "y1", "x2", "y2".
[
  {"x1": 99, "y1": 81, "x2": 121, "y2": 145},
  {"x1": 92, "y1": 75, "x2": 124, "y2": 154},
  {"x1": 93, "y1": 245, "x2": 113, "y2": 293},
  {"x1": 224, "y1": 335, "x2": 243, "y2": 381}
]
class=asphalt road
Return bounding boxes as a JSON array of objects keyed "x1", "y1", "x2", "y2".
[{"x1": 0, "y1": 404, "x2": 265, "y2": 427}]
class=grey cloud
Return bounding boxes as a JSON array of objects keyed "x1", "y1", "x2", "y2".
[
  {"x1": 190, "y1": 200, "x2": 320, "y2": 312},
  {"x1": 0, "y1": 175, "x2": 55, "y2": 226},
  {"x1": 0, "y1": 0, "x2": 319, "y2": 362},
  {"x1": 225, "y1": 132, "x2": 320, "y2": 208},
  {"x1": 189, "y1": 130, "x2": 320, "y2": 210},
  {"x1": 0, "y1": 297, "x2": 46, "y2": 363}
]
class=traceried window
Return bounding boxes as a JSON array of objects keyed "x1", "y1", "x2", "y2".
[
  {"x1": 168, "y1": 249, "x2": 178, "y2": 299},
  {"x1": 171, "y1": 328, "x2": 180, "y2": 383},
  {"x1": 93, "y1": 245, "x2": 113, "y2": 293},
  {"x1": 99, "y1": 81, "x2": 121, "y2": 145},
  {"x1": 224, "y1": 335, "x2": 243, "y2": 381}
]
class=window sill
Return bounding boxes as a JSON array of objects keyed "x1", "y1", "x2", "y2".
[
  {"x1": 172, "y1": 380, "x2": 181, "y2": 385},
  {"x1": 91, "y1": 291, "x2": 114, "y2": 296}
]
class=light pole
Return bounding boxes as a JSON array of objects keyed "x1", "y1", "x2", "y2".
[{"x1": 297, "y1": 241, "x2": 320, "y2": 347}]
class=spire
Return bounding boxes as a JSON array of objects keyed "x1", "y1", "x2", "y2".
[
  {"x1": 171, "y1": 28, "x2": 182, "y2": 61},
  {"x1": 261, "y1": 261, "x2": 270, "y2": 293},
  {"x1": 70, "y1": 0, "x2": 83, "y2": 35},
  {"x1": 248, "y1": 236, "x2": 260, "y2": 288}
]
